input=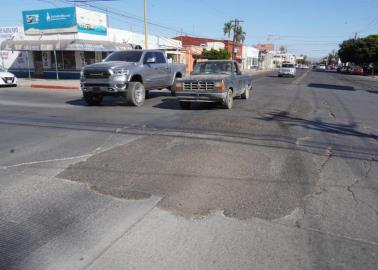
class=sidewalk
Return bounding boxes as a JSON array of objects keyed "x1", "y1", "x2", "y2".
[{"x1": 18, "y1": 78, "x2": 80, "y2": 90}]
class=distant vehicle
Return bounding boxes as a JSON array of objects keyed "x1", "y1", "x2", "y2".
[
  {"x1": 80, "y1": 50, "x2": 185, "y2": 106},
  {"x1": 0, "y1": 67, "x2": 17, "y2": 87},
  {"x1": 352, "y1": 66, "x2": 364, "y2": 76},
  {"x1": 302, "y1": 65, "x2": 309, "y2": 69},
  {"x1": 249, "y1": 65, "x2": 259, "y2": 70},
  {"x1": 316, "y1": 64, "x2": 326, "y2": 71},
  {"x1": 278, "y1": 62, "x2": 296, "y2": 77},
  {"x1": 174, "y1": 60, "x2": 252, "y2": 110}
]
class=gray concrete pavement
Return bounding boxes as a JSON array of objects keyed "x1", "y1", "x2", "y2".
[{"x1": 0, "y1": 70, "x2": 377, "y2": 269}]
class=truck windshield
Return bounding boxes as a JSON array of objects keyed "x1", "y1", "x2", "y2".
[
  {"x1": 105, "y1": 51, "x2": 143, "y2": 62},
  {"x1": 282, "y1": 64, "x2": 295, "y2": 68},
  {"x1": 192, "y1": 62, "x2": 233, "y2": 75}
]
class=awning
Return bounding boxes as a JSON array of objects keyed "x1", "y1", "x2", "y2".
[{"x1": 0, "y1": 39, "x2": 134, "y2": 51}]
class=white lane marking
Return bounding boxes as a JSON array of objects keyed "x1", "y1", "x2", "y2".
[{"x1": 0, "y1": 154, "x2": 92, "y2": 170}]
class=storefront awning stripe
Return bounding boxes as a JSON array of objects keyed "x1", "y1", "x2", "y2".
[{"x1": 0, "y1": 39, "x2": 134, "y2": 51}]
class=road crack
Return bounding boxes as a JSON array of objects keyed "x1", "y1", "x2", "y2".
[{"x1": 346, "y1": 160, "x2": 378, "y2": 216}]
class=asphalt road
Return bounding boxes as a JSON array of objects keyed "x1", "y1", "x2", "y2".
[{"x1": 0, "y1": 70, "x2": 377, "y2": 270}]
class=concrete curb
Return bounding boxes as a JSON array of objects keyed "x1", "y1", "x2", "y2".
[{"x1": 30, "y1": 84, "x2": 80, "y2": 90}]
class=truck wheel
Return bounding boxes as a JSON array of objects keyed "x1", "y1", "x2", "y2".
[
  {"x1": 179, "y1": 101, "x2": 191, "y2": 110},
  {"x1": 222, "y1": 89, "x2": 233, "y2": 109},
  {"x1": 241, "y1": 86, "x2": 250, "y2": 99},
  {"x1": 127, "y1": 82, "x2": 145, "y2": 107},
  {"x1": 83, "y1": 93, "x2": 103, "y2": 106}
]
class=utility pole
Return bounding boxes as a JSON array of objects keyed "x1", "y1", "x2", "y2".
[
  {"x1": 144, "y1": 0, "x2": 148, "y2": 49},
  {"x1": 231, "y1": 19, "x2": 243, "y2": 61}
]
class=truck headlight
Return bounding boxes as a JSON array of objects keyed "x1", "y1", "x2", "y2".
[
  {"x1": 215, "y1": 80, "x2": 225, "y2": 91},
  {"x1": 112, "y1": 68, "x2": 129, "y2": 76}
]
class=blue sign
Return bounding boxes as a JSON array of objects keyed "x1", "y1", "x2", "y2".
[{"x1": 23, "y1": 7, "x2": 77, "y2": 35}]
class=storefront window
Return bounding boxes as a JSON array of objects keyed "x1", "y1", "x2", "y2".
[
  {"x1": 62, "y1": 51, "x2": 76, "y2": 70},
  {"x1": 84, "y1": 52, "x2": 96, "y2": 65}
]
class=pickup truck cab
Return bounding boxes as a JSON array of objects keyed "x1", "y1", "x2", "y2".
[
  {"x1": 174, "y1": 60, "x2": 252, "y2": 109},
  {"x1": 278, "y1": 62, "x2": 296, "y2": 77},
  {"x1": 80, "y1": 50, "x2": 185, "y2": 106}
]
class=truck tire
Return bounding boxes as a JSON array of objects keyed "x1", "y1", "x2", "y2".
[
  {"x1": 83, "y1": 93, "x2": 103, "y2": 106},
  {"x1": 127, "y1": 82, "x2": 145, "y2": 107},
  {"x1": 241, "y1": 86, "x2": 250, "y2": 99},
  {"x1": 179, "y1": 101, "x2": 191, "y2": 110},
  {"x1": 222, "y1": 89, "x2": 233, "y2": 109}
]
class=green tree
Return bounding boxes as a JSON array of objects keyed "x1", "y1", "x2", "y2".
[
  {"x1": 202, "y1": 48, "x2": 231, "y2": 60},
  {"x1": 223, "y1": 21, "x2": 233, "y2": 38},
  {"x1": 235, "y1": 26, "x2": 246, "y2": 43},
  {"x1": 338, "y1": 35, "x2": 378, "y2": 66},
  {"x1": 296, "y1": 55, "x2": 308, "y2": 65},
  {"x1": 223, "y1": 20, "x2": 247, "y2": 44}
]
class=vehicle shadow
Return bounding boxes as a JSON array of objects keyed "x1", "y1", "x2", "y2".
[
  {"x1": 66, "y1": 97, "x2": 129, "y2": 107},
  {"x1": 256, "y1": 111, "x2": 377, "y2": 140},
  {"x1": 66, "y1": 90, "x2": 172, "y2": 107},
  {"x1": 308, "y1": 83, "x2": 355, "y2": 91},
  {"x1": 153, "y1": 98, "x2": 219, "y2": 111}
]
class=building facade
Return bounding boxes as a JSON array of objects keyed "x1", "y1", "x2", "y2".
[{"x1": 0, "y1": 7, "x2": 182, "y2": 79}]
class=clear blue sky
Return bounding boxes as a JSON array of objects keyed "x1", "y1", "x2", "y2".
[{"x1": 1, "y1": 0, "x2": 377, "y2": 58}]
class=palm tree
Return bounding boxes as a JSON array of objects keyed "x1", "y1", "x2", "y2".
[
  {"x1": 223, "y1": 21, "x2": 246, "y2": 44},
  {"x1": 235, "y1": 26, "x2": 246, "y2": 43},
  {"x1": 223, "y1": 21, "x2": 233, "y2": 38}
]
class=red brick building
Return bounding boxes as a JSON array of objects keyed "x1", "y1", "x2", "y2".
[{"x1": 174, "y1": 35, "x2": 243, "y2": 71}]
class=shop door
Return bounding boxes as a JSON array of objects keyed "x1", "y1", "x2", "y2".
[{"x1": 33, "y1": 51, "x2": 43, "y2": 78}]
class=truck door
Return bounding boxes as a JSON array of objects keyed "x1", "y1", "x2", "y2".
[
  {"x1": 154, "y1": 51, "x2": 170, "y2": 87},
  {"x1": 232, "y1": 62, "x2": 242, "y2": 94},
  {"x1": 142, "y1": 51, "x2": 159, "y2": 89}
]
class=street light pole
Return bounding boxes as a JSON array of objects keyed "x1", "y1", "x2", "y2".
[{"x1": 144, "y1": 0, "x2": 148, "y2": 49}]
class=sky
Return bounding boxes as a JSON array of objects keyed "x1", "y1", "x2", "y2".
[{"x1": 1, "y1": 0, "x2": 377, "y2": 58}]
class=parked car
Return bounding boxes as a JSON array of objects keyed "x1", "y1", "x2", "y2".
[
  {"x1": 316, "y1": 64, "x2": 326, "y2": 71},
  {"x1": 0, "y1": 67, "x2": 17, "y2": 87},
  {"x1": 174, "y1": 60, "x2": 252, "y2": 110},
  {"x1": 80, "y1": 50, "x2": 185, "y2": 106},
  {"x1": 352, "y1": 66, "x2": 364, "y2": 75},
  {"x1": 278, "y1": 62, "x2": 296, "y2": 77}
]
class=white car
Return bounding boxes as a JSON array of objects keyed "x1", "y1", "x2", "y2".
[
  {"x1": 278, "y1": 63, "x2": 296, "y2": 77},
  {"x1": 0, "y1": 67, "x2": 17, "y2": 87},
  {"x1": 316, "y1": 64, "x2": 326, "y2": 71}
]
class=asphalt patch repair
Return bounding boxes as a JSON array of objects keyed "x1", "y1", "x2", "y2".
[{"x1": 58, "y1": 135, "x2": 318, "y2": 220}]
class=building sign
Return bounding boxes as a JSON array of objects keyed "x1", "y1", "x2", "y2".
[
  {"x1": 23, "y1": 7, "x2": 77, "y2": 35},
  {"x1": 0, "y1": 27, "x2": 19, "y2": 39},
  {"x1": 22, "y1": 7, "x2": 107, "y2": 36},
  {"x1": 76, "y1": 7, "x2": 107, "y2": 36}
]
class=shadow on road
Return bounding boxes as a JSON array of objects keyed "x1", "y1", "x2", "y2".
[
  {"x1": 308, "y1": 83, "x2": 355, "y2": 91},
  {"x1": 257, "y1": 111, "x2": 377, "y2": 140},
  {"x1": 153, "y1": 98, "x2": 218, "y2": 111},
  {"x1": 367, "y1": 90, "x2": 378, "y2": 94}
]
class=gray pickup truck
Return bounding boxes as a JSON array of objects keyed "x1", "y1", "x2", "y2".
[
  {"x1": 174, "y1": 60, "x2": 252, "y2": 109},
  {"x1": 80, "y1": 50, "x2": 185, "y2": 106}
]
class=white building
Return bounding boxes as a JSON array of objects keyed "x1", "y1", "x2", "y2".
[{"x1": 242, "y1": 45, "x2": 259, "y2": 70}]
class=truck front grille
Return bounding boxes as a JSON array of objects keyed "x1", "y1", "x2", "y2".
[
  {"x1": 84, "y1": 70, "x2": 111, "y2": 79},
  {"x1": 183, "y1": 81, "x2": 215, "y2": 91}
]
